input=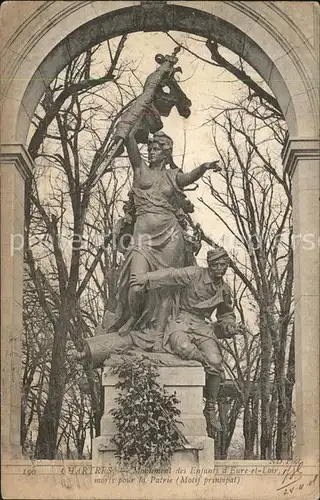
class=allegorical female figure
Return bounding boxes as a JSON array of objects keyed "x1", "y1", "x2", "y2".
[{"x1": 109, "y1": 131, "x2": 221, "y2": 343}]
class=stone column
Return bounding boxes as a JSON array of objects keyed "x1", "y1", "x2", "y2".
[
  {"x1": 282, "y1": 138, "x2": 320, "y2": 464},
  {"x1": 1, "y1": 145, "x2": 33, "y2": 459}
]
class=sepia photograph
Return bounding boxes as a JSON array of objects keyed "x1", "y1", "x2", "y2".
[{"x1": 1, "y1": 1, "x2": 319, "y2": 499}]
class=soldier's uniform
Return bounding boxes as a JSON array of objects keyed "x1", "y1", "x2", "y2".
[
  {"x1": 144, "y1": 247, "x2": 236, "y2": 436},
  {"x1": 145, "y1": 264, "x2": 235, "y2": 375}
]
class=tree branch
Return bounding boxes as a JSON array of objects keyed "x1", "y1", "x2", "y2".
[{"x1": 205, "y1": 38, "x2": 283, "y2": 116}]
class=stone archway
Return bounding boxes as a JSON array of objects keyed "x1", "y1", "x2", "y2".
[
  {"x1": 1, "y1": 1, "x2": 319, "y2": 466},
  {"x1": 1, "y1": 1, "x2": 319, "y2": 143}
]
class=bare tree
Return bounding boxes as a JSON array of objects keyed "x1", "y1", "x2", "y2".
[
  {"x1": 198, "y1": 95, "x2": 293, "y2": 459},
  {"x1": 166, "y1": 33, "x2": 283, "y2": 119},
  {"x1": 21, "y1": 275, "x2": 52, "y2": 455},
  {"x1": 23, "y1": 38, "x2": 135, "y2": 458},
  {"x1": 171, "y1": 32, "x2": 293, "y2": 459}
]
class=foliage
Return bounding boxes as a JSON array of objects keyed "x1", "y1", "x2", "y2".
[{"x1": 110, "y1": 357, "x2": 182, "y2": 470}]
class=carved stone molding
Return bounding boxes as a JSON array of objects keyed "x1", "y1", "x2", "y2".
[
  {"x1": 282, "y1": 137, "x2": 320, "y2": 178},
  {"x1": 140, "y1": 0, "x2": 172, "y2": 31},
  {"x1": 0, "y1": 144, "x2": 34, "y2": 180}
]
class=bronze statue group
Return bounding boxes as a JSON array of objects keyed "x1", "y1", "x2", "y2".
[{"x1": 75, "y1": 50, "x2": 237, "y2": 438}]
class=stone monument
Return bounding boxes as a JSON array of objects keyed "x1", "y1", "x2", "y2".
[{"x1": 75, "y1": 49, "x2": 237, "y2": 467}]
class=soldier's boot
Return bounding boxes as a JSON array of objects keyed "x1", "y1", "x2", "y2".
[{"x1": 203, "y1": 374, "x2": 222, "y2": 437}]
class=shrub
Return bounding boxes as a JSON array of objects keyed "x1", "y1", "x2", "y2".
[{"x1": 110, "y1": 356, "x2": 182, "y2": 470}]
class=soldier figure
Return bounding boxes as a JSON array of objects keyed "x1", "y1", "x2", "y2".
[{"x1": 130, "y1": 245, "x2": 236, "y2": 436}]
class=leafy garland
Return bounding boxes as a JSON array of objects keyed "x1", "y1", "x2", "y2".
[{"x1": 110, "y1": 356, "x2": 182, "y2": 470}]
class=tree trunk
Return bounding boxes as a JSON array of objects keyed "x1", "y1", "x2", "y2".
[
  {"x1": 277, "y1": 329, "x2": 295, "y2": 458},
  {"x1": 83, "y1": 363, "x2": 102, "y2": 437},
  {"x1": 218, "y1": 400, "x2": 229, "y2": 459},
  {"x1": 35, "y1": 302, "x2": 70, "y2": 458},
  {"x1": 260, "y1": 314, "x2": 273, "y2": 459},
  {"x1": 275, "y1": 320, "x2": 294, "y2": 458},
  {"x1": 244, "y1": 395, "x2": 259, "y2": 459},
  {"x1": 275, "y1": 352, "x2": 288, "y2": 459},
  {"x1": 20, "y1": 393, "x2": 27, "y2": 449},
  {"x1": 285, "y1": 329, "x2": 295, "y2": 455}
]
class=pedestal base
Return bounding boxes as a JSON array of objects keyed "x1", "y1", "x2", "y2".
[
  {"x1": 93, "y1": 355, "x2": 215, "y2": 468},
  {"x1": 93, "y1": 435, "x2": 215, "y2": 469}
]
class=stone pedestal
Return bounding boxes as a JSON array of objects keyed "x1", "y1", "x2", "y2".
[{"x1": 93, "y1": 357, "x2": 215, "y2": 468}]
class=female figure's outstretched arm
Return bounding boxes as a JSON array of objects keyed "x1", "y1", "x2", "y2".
[{"x1": 176, "y1": 161, "x2": 221, "y2": 188}]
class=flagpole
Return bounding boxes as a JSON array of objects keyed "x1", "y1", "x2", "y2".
[{"x1": 81, "y1": 46, "x2": 182, "y2": 191}]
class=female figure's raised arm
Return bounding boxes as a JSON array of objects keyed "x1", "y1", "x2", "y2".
[
  {"x1": 176, "y1": 161, "x2": 221, "y2": 188},
  {"x1": 124, "y1": 137, "x2": 143, "y2": 170}
]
